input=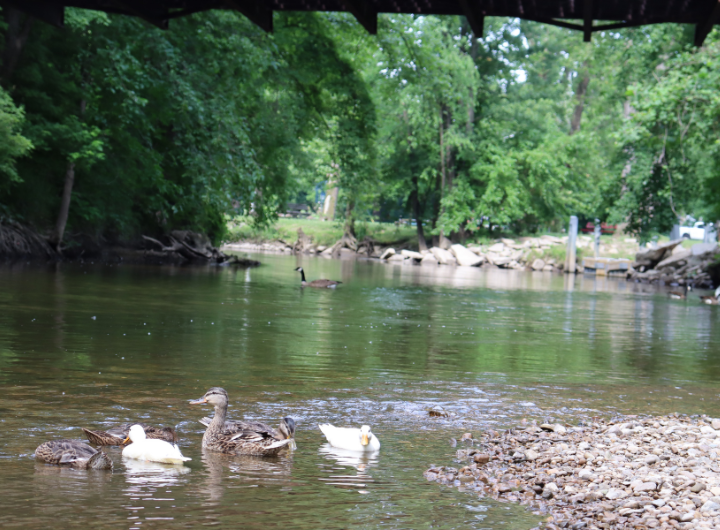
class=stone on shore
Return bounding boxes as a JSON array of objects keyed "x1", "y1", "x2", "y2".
[
  {"x1": 421, "y1": 253, "x2": 439, "y2": 265},
  {"x1": 401, "y1": 249, "x2": 424, "y2": 260},
  {"x1": 431, "y1": 247, "x2": 456, "y2": 265},
  {"x1": 450, "y1": 244, "x2": 484, "y2": 267},
  {"x1": 380, "y1": 248, "x2": 396, "y2": 260},
  {"x1": 387, "y1": 254, "x2": 405, "y2": 262},
  {"x1": 531, "y1": 258, "x2": 546, "y2": 271}
]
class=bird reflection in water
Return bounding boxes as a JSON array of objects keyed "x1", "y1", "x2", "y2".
[
  {"x1": 318, "y1": 444, "x2": 379, "y2": 492},
  {"x1": 198, "y1": 450, "x2": 296, "y2": 504},
  {"x1": 123, "y1": 458, "x2": 190, "y2": 487}
]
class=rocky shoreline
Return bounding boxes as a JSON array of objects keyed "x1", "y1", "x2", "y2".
[
  {"x1": 426, "y1": 415, "x2": 720, "y2": 529},
  {"x1": 628, "y1": 240, "x2": 719, "y2": 288},
  {"x1": 223, "y1": 230, "x2": 576, "y2": 272}
]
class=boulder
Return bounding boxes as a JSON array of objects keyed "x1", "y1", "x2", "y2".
[
  {"x1": 380, "y1": 248, "x2": 396, "y2": 260},
  {"x1": 540, "y1": 235, "x2": 563, "y2": 245},
  {"x1": 387, "y1": 254, "x2": 405, "y2": 262},
  {"x1": 401, "y1": 249, "x2": 424, "y2": 260},
  {"x1": 431, "y1": 247, "x2": 455, "y2": 265},
  {"x1": 421, "y1": 253, "x2": 439, "y2": 265},
  {"x1": 531, "y1": 258, "x2": 546, "y2": 271},
  {"x1": 633, "y1": 239, "x2": 682, "y2": 268},
  {"x1": 467, "y1": 246, "x2": 483, "y2": 255},
  {"x1": 656, "y1": 248, "x2": 691, "y2": 269},
  {"x1": 692, "y1": 242, "x2": 718, "y2": 256},
  {"x1": 491, "y1": 256, "x2": 512, "y2": 267},
  {"x1": 501, "y1": 238, "x2": 516, "y2": 246},
  {"x1": 488, "y1": 243, "x2": 505, "y2": 253},
  {"x1": 542, "y1": 264, "x2": 554, "y2": 272},
  {"x1": 450, "y1": 244, "x2": 484, "y2": 267}
]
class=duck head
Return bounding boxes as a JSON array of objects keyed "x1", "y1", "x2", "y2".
[
  {"x1": 123, "y1": 424, "x2": 147, "y2": 444},
  {"x1": 360, "y1": 425, "x2": 373, "y2": 446},
  {"x1": 189, "y1": 387, "x2": 228, "y2": 409}
]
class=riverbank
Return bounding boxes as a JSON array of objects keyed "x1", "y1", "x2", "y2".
[{"x1": 427, "y1": 414, "x2": 720, "y2": 529}]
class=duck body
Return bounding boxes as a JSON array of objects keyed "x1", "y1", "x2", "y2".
[
  {"x1": 294, "y1": 267, "x2": 341, "y2": 289},
  {"x1": 190, "y1": 387, "x2": 293, "y2": 456},
  {"x1": 121, "y1": 425, "x2": 190, "y2": 465},
  {"x1": 198, "y1": 416, "x2": 296, "y2": 449},
  {"x1": 35, "y1": 440, "x2": 113, "y2": 470},
  {"x1": 82, "y1": 423, "x2": 177, "y2": 446},
  {"x1": 319, "y1": 424, "x2": 380, "y2": 452},
  {"x1": 700, "y1": 286, "x2": 720, "y2": 305},
  {"x1": 669, "y1": 284, "x2": 691, "y2": 300}
]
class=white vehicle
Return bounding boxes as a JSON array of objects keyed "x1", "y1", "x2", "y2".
[{"x1": 680, "y1": 221, "x2": 713, "y2": 240}]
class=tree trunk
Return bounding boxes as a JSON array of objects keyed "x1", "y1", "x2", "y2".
[
  {"x1": 343, "y1": 199, "x2": 355, "y2": 238},
  {"x1": 570, "y1": 68, "x2": 590, "y2": 135},
  {"x1": 1, "y1": 8, "x2": 34, "y2": 86},
  {"x1": 411, "y1": 176, "x2": 428, "y2": 251},
  {"x1": 51, "y1": 162, "x2": 75, "y2": 251}
]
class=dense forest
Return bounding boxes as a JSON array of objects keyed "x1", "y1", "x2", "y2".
[{"x1": 1, "y1": 7, "x2": 719, "y2": 249}]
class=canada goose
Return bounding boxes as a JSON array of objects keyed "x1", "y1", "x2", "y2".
[
  {"x1": 121, "y1": 425, "x2": 191, "y2": 465},
  {"x1": 189, "y1": 387, "x2": 293, "y2": 456},
  {"x1": 35, "y1": 440, "x2": 113, "y2": 470},
  {"x1": 700, "y1": 286, "x2": 720, "y2": 305},
  {"x1": 294, "y1": 267, "x2": 341, "y2": 288},
  {"x1": 319, "y1": 424, "x2": 380, "y2": 452},
  {"x1": 669, "y1": 284, "x2": 691, "y2": 300}
]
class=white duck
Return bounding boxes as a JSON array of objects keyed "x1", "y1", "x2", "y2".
[
  {"x1": 122, "y1": 424, "x2": 191, "y2": 465},
  {"x1": 319, "y1": 424, "x2": 380, "y2": 452}
]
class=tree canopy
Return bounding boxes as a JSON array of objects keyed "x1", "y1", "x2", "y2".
[{"x1": 0, "y1": 7, "x2": 718, "y2": 247}]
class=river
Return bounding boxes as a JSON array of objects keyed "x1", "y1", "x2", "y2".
[{"x1": 0, "y1": 254, "x2": 718, "y2": 529}]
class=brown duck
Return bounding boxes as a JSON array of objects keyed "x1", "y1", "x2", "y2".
[
  {"x1": 294, "y1": 267, "x2": 341, "y2": 288},
  {"x1": 35, "y1": 440, "x2": 113, "y2": 470},
  {"x1": 82, "y1": 423, "x2": 177, "y2": 446},
  {"x1": 189, "y1": 387, "x2": 294, "y2": 456},
  {"x1": 198, "y1": 416, "x2": 296, "y2": 450}
]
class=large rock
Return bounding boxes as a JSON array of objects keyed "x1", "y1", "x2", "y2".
[
  {"x1": 431, "y1": 247, "x2": 455, "y2": 265},
  {"x1": 634, "y1": 239, "x2": 682, "y2": 268},
  {"x1": 531, "y1": 258, "x2": 546, "y2": 271},
  {"x1": 656, "y1": 248, "x2": 691, "y2": 269},
  {"x1": 401, "y1": 249, "x2": 424, "y2": 260},
  {"x1": 450, "y1": 244, "x2": 484, "y2": 267},
  {"x1": 488, "y1": 243, "x2": 505, "y2": 253},
  {"x1": 501, "y1": 238, "x2": 516, "y2": 246},
  {"x1": 387, "y1": 254, "x2": 405, "y2": 262},
  {"x1": 380, "y1": 248, "x2": 395, "y2": 259},
  {"x1": 490, "y1": 256, "x2": 512, "y2": 267},
  {"x1": 540, "y1": 235, "x2": 563, "y2": 245},
  {"x1": 421, "y1": 253, "x2": 438, "y2": 265},
  {"x1": 692, "y1": 242, "x2": 718, "y2": 256}
]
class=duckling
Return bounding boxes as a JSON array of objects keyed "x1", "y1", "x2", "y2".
[
  {"x1": 669, "y1": 284, "x2": 691, "y2": 300},
  {"x1": 294, "y1": 267, "x2": 341, "y2": 288},
  {"x1": 700, "y1": 286, "x2": 720, "y2": 305},
  {"x1": 35, "y1": 440, "x2": 113, "y2": 470},
  {"x1": 189, "y1": 387, "x2": 293, "y2": 456},
  {"x1": 122, "y1": 424, "x2": 191, "y2": 465}
]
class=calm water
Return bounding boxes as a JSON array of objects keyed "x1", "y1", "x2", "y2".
[{"x1": 1, "y1": 254, "x2": 720, "y2": 529}]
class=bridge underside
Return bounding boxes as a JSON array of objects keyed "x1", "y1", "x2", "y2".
[{"x1": 4, "y1": 0, "x2": 720, "y2": 46}]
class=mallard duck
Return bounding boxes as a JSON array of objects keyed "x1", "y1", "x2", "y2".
[
  {"x1": 700, "y1": 286, "x2": 720, "y2": 305},
  {"x1": 122, "y1": 424, "x2": 191, "y2": 465},
  {"x1": 319, "y1": 424, "x2": 380, "y2": 452},
  {"x1": 198, "y1": 416, "x2": 297, "y2": 450},
  {"x1": 82, "y1": 423, "x2": 177, "y2": 446},
  {"x1": 669, "y1": 284, "x2": 691, "y2": 300},
  {"x1": 35, "y1": 440, "x2": 113, "y2": 470},
  {"x1": 189, "y1": 387, "x2": 293, "y2": 456},
  {"x1": 294, "y1": 267, "x2": 341, "y2": 288}
]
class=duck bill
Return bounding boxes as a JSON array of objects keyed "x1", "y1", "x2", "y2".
[
  {"x1": 361, "y1": 434, "x2": 370, "y2": 446},
  {"x1": 189, "y1": 398, "x2": 207, "y2": 405},
  {"x1": 121, "y1": 435, "x2": 130, "y2": 445}
]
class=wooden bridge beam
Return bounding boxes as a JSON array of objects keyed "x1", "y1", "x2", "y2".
[
  {"x1": 458, "y1": 0, "x2": 484, "y2": 40},
  {"x1": 695, "y1": 0, "x2": 720, "y2": 46},
  {"x1": 226, "y1": 0, "x2": 273, "y2": 32},
  {"x1": 343, "y1": 0, "x2": 377, "y2": 34},
  {"x1": 583, "y1": 0, "x2": 594, "y2": 42}
]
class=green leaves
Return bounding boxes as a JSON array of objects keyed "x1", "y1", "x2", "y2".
[{"x1": 0, "y1": 86, "x2": 32, "y2": 188}]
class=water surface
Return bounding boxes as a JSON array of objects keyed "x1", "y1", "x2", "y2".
[{"x1": 1, "y1": 254, "x2": 719, "y2": 529}]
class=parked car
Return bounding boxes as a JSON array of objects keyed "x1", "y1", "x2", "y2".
[{"x1": 680, "y1": 221, "x2": 709, "y2": 240}]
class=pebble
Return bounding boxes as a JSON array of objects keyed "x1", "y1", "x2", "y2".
[{"x1": 424, "y1": 414, "x2": 720, "y2": 530}]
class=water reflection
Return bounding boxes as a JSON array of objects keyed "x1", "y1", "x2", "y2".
[
  {"x1": 123, "y1": 457, "x2": 191, "y2": 486},
  {"x1": 318, "y1": 444, "x2": 378, "y2": 491}
]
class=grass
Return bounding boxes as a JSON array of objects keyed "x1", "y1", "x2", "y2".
[{"x1": 226, "y1": 217, "x2": 417, "y2": 247}]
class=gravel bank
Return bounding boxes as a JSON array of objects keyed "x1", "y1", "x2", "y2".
[{"x1": 426, "y1": 415, "x2": 720, "y2": 529}]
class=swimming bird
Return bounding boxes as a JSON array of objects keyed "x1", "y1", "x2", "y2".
[
  {"x1": 294, "y1": 267, "x2": 341, "y2": 288},
  {"x1": 700, "y1": 286, "x2": 720, "y2": 305},
  {"x1": 319, "y1": 424, "x2": 380, "y2": 452},
  {"x1": 198, "y1": 416, "x2": 297, "y2": 450},
  {"x1": 35, "y1": 440, "x2": 113, "y2": 470},
  {"x1": 669, "y1": 284, "x2": 691, "y2": 300},
  {"x1": 189, "y1": 387, "x2": 293, "y2": 456},
  {"x1": 121, "y1": 424, "x2": 191, "y2": 465},
  {"x1": 82, "y1": 423, "x2": 177, "y2": 446}
]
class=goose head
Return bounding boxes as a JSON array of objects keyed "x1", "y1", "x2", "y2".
[
  {"x1": 360, "y1": 425, "x2": 374, "y2": 446},
  {"x1": 123, "y1": 424, "x2": 147, "y2": 444},
  {"x1": 294, "y1": 267, "x2": 304, "y2": 273},
  {"x1": 189, "y1": 387, "x2": 228, "y2": 409}
]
